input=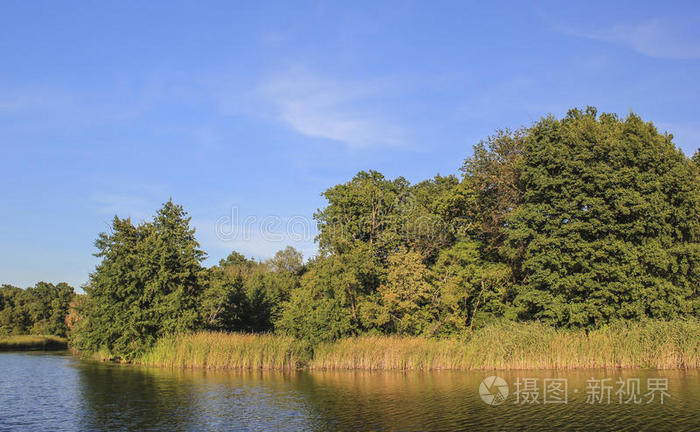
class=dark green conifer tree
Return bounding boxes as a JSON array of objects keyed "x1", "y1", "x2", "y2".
[{"x1": 74, "y1": 200, "x2": 205, "y2": 359}]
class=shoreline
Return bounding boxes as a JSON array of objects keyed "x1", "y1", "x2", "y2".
[
  {"x1": 130, "y1": 320, "x2": 700, "y2": 371},
  {"x1": 0, "y1": 335, "x2": 68, "y2": 351}
]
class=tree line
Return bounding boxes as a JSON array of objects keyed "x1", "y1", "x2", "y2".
[
  {"x1": 3, "y1": 108, "x2": 699, "y2": 359},
  {"x1": 0, "y1": 282, "x2": 74, "y2": 337}
]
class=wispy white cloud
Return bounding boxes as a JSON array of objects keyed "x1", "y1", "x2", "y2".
[
  {"x1": 213, "y1": 68, "x2": 407, "y2": 149},
  {"x1": 262, "y1": 71, "x2": 405, "y2": 148},
  {"x1": 0, "y1": 84, "x2": 153, "y2": 129},
  {"x1": 555, "y1": 16, "x2": 700, "y2": 60}
]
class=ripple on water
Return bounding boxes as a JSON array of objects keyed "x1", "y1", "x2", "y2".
[{"x1": 0, "y1": 353, "x2": 699, "y2": 431}]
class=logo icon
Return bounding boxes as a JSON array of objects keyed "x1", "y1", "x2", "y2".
[{"x1": 479, "y1": 376, "x2": 509, "y2": 406}]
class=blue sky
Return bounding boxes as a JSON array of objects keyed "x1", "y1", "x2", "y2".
[{"x1": 1, "y1": 1, "x2": 699, "y2": 289}]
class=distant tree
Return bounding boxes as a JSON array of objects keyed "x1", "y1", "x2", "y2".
[
  {"x1": 0, "y1": 282, "x2": 74, "y2": 337},
  {"x1": 267, "y1": 246, "x2": 304, "y2": 274},
  {"x1": 74, "y1": 200, "x2": 206, "y2": 359},
  {"x1": 200, "y1": 248, "x2": 302, "y2": 333},
  {"x1": 201, "y1": 265, "x2": 247, "y2": 331},
  {"x1": 243, "y1": 270, "x2": 298, "y2": 332},
  {"x1": 218, "y1": 251, "x2": 251, "y2": 268},
  {"x1": 0, "y1": 285, "x2": 28, "y2": 335},
  {"x1": 38, "y1": 282, "x2": 74, "y2": 336}
]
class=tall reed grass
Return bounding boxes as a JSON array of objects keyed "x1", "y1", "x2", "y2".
[
  {"x1": 137, "y1": 331, "x2": 310, "y2": 369},
  {"x1": 312, "y1": 320, "x2": 700, "y2": 370},
  {"x1": 135, "y1": 319, "x2": 700, "y2": 371},
  {"x1": 0, "y1": 335, "x2": 68, "y2": 351}
]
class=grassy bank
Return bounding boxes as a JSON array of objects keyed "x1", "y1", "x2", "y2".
[
  {"x1": 138, "y1": 331, "x2": 310, "y2": 369},
  {"x1": 0, "y1": 335, "x2": 68, "y2": 351},
  {"x1": 135, "y1": 319, "x2": 700, "y2": 370},
  {"x1": 314, "y1": 320, "x2": 700, "y2": 370}
]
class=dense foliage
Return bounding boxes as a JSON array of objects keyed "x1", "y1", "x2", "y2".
[
  {"x1": 202, "y1": 247, "x2": 302, "y2": 333},
  {"x1": 277, "y1": 108, "x2": 699, "y2": 340},
  {"x1": 504, "y1": 108, "x2": 699, "y2": 326},
  {"x1": 73, "y1": 201, "x2": 207, "y2": 359},
  {"x1": 0, "y1": 282, "x2": 74, "y2": 336},
  {"x1": 16, "y1": 107, "x2": 697, "y2": 357},
  {"x1": 71, "y1": 202, "x2": 303, "y2": 359}
]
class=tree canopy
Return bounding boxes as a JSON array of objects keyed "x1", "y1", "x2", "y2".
[
  {"x1": 503, "y1": 108, "x2": 699, "y2": 326},
  {"x1": 0, "y1": 282, "x2": 74, "y2": 336},
  {"x1": 19, "y1": 107, "x2": 697, "y2": 355},
  {"x1": 73, "y1": 200, "x2": 207, "y2": 359},
  {"x1": 278, "y1": 107, "x2": 699, "y2": 339}
]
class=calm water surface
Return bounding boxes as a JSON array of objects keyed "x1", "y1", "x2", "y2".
[{"x1": 0, "y1": 351, "x2": 699, "y2": 431}]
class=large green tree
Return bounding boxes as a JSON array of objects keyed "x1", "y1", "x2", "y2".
[
  {"x1": 359, "y1": 246, "x2": 435, "y2": 335},
  {"x1": 277, "y1": 245, "x2": 380, "y2": 344},
  {"x1": 315, "y1": 170, "x2": 410, "y2": 260},
  {"x1": 430, "y1": 241, "x2": 512, "y2": 335},
  {"x1": 74, "y1": 200, "x2": 206, "y2": 359},
  {"x1": 503, "y1": 108, "x2": 700, "y2": 326},
  {"x1": 461, "y1": 129, "x2": 526, "y2": 262}
]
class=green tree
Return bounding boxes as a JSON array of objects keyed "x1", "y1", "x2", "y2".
[
  {"x1": 267, "y1": 246, "x2": 304, "y2": 274},
  {"x1": 200, "y1": 248, "x2": 302, "y2": 333},
  {"x1": 243, "y1": 270, "x2": 299, "y2": 332},
  {"x1": 201, "y1": 265, "x2": 247, "y2": 331},
  {"x1": 503, "y1": 108, "x2": 700, "y2": 326},
  {"x1": 315, "y1": 170, "x2": 410, "y2": 260},
  {"x1": 277, "y1": 246, "x2": 380, "y2": 344},
  {"x1": 461, "y1": 128, "x2": 526, "y2": 260},
  {"x1": 0, "y1": 285, "x2": 29, "y2": 335},
  {"x1": 404, "y1": 175, "x2": 463, "y2": 262},
  {"x1": 430, "y1": 241, "x2": 512, "y2": 335},
  {"x1": 0, "y1": 282, "x2": 74, "y2": 337},
  {"x1": 74, "y1": 200, "x2": 206, "y2": 359},
  {"x1": 27, "y1": 282, "x2": 74, "y2": 336},
  {"x1": 360, "y1": 247, "x2": 435, "y2": 335}
]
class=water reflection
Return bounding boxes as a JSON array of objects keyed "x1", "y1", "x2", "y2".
[
  {"x1": 283, "y1": 370, "x2": 700, "y2": 431},
  {"x1": 75, "y1": 361, "x2": 200, "y2": 430},
  {"x1": 74, "y1": 363, "x2": 325, "y2": 431},
  {"x1": 1, "y1": 352, "x2": 699, "y2": 431}
]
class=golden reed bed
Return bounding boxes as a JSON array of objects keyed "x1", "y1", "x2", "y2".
[
  {"x1": 133, "y1": 320, "x2": 700, "y2": 371},
  {"x1": 0, "y1": 335, "x2": 68, "y2": 351}
]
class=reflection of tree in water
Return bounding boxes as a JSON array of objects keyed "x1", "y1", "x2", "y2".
[
  {"x1": 74, "y1": 364, "x2": 327, "y2": 431},
  {"x1": 294, "y1": 371, "x2": 482, "y2": 431},
  {"x1": 72, "y1": 363, "x2": 699, "y2": 431},
  {"x1": 292, "y1": 370, "x2": 700, "y2": 431},
  {"x1": 75, "y1": 362, "x2": 199, "y2": 430}
]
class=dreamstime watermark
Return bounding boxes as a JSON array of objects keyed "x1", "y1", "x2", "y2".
[
  {"x1": 479, "y1": 376, "x2": 670, "y2": 406},
  {"x1": 215, "y1": 208, "x2": 315, "y2": 244},
  {"x1": 214, "y1": 202, "x2": 457, "y2": 246}
]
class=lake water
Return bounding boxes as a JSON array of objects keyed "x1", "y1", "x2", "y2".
[{"x1": 1, "y1": 351, "x2": 699, "y2": 431}]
